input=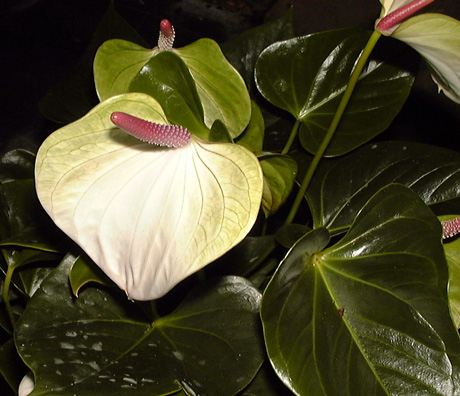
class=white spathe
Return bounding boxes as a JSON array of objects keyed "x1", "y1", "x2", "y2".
[
  {"x1": 376, "y1": 1, "x2": 460, "y2": 103},
  {"x1": 392, "y1": 14, "x2": 460, "y2": 103},
  {"x1": 35, "y1": 93, "x2": 263, "y2": 300}
]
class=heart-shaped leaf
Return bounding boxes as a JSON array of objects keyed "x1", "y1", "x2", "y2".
[
  {"x1": 306, "y1": 141, "x2": 460, "y2": 235},
  {"x1": 35, "y1": 92, "x2": 263, "y2": 300},
  {"x1": 262, "y1": 184, "x2": 460, "y2": 395},
  {"x1": 255, "y1": 29, "x2": 414, "y2": 156},
  {"x1": 15, "y1": 255, "x2": 264, "y2": 396}
]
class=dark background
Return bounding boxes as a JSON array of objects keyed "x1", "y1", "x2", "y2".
[{"x1": 2, "y1": 0, "x2": 460, "y2": 156}]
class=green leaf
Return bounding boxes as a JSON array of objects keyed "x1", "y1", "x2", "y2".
[
  {"x1": 69, "y1": 254, "x2": 115, "y2": 297},
  {"x1": 307, "y1": 141, "x2": 460, "y2": 235},
  {"x1": 262, "y1": 184, "x2": 460, "y2": 395},
  {"x1": 255, "y1": 29, "x2": 370, "y2": 120},
  {"x1": 176, "y1": 38, "x2": 251, "y2": 138},
  {"x1": 259, "y1": 154, "x2": 297, "y2": 217},
  {"x1": 129, "y1": 51, "x2": 210, "y2": 139},
  {"x1": 40, "y1": 2, "x2": 148, "y2": 123},
  {"x1": 16, "y1": 255, "x2": 264, "y2": 396},
  {"x1": 235, "y1": 101, "x2": 264, "y2": 153},
  {"x1": 222, "y1": 8, "x2": 295, "y2": 93},
  {"x1": 255, "y1": 28, "x2": 414, "y2": 156}
]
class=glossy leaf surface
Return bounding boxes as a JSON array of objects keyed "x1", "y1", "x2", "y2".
[
  {"x1": 255, "y1": 29, "x2": 413, "y2": 156},
  {"x1": 35, "y1": 93, "x2": 263, "y2": 300},
  {"x1": 16, "y1": 256, "x2": 264, "y2": 396},
  {"x1": 306, "y1": 141, "x2": 460, "y2": 235},
  {"x1": 262, "y1": 184, "x2": 460, "y2": 395}
]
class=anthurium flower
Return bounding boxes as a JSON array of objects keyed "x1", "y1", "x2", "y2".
[
  {"x1": 35, "y1": 93, "x2": 263, "y2": 301},
  {"x1": 376, "y1": 0, "x2": 460, "y2": 103}
]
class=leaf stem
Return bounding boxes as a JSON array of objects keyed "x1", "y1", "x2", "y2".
[
  {"x1": 282, "y1": 119, "x2": 301, "y2": 155},
  {"x1": 3, "y1": 263, "x2": 16, "y2": 327},
  {"x1": 284, "y1": 30, "x2": 382, "y2": 225}
]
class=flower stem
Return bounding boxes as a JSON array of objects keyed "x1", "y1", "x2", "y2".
[
  {"x1": 284, "y1": 30, "x2": 382, "y2": 225},
  {"x1": 3, "y1": 264, "x2": 16, "y2": 327},
  {"x1": 282, "y1": 119, "x2": 301, "y2": 155}
]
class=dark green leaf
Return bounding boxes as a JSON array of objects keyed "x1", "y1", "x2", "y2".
[
  {"x1": 16, "y1": 255, "x2": 264, "y2": 396},
  {"x1": 255, "y1": 29, "x2": 370, "y2": 120},
  {"x1": 262, "y1": 185, "x2": 460, "y2": 395},
  {"x1": 259, "y1": 154, "x2": 297, "y2": 217},
  {"x1": 306, "y1": 141, "x2": 460, "y2": 235},
  {"x1": 129, "y1": 51, "x2": 210, "y2": 139},
  {"x1": 39, "y1": 2, "x2": 148, "y2": 123},
  {"x1": 222, "y1": 8, "x2": 295, "y2": 93},
  {"x1": 255, "y1": 29, "x2": 413, "y2": 156},
  {"x1": 299, "y1": 58, "x2": 414, "y2": 156}
]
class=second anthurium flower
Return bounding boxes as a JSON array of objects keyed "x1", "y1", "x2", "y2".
[
  {"x1": 376, "y1": 0, "x2": 460, "y2": 103},
  {"x1": 35, "y1": 93, "x2": 263, "y2": 301}
]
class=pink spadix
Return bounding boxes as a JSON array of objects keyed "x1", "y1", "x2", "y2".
[
  {"x1": 110, "y1": 112, "x2": 191, "y2": 148},
  {"x1": 158, "y1": 19, "x2": 175, "y2": 51},
  {"x1": 377, "y1": 0, "x2": 435, "y2": 31},
  {"x1": 441, "y1": 217, "x2": 460, "y2": 239}
]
